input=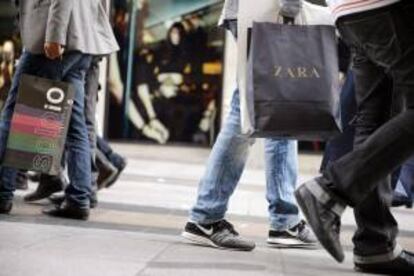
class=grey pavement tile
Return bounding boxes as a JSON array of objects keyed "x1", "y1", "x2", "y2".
[
  {"x1": 145, "y1": 240, "x2": 368, "y2": 276},
  {"x1": 1, "y1": 253, "x2": 147, "y2": 276},
  {"x1": 0, "y1": 222, "x2": 170, "y2": 276},
  {"x1": 140, "y1": 242, "x2": 283, "y2": 275},
  {"x1": 0, "y1": 222, "x2": 170, "y2": 262}
]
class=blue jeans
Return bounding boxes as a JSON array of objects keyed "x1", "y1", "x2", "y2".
[
  {"x1": 190, "y1": 90, "x2": 300, "y2": 230},
  {"x1": 0, "y1": 51, "x2": 92, "y2": 208}
]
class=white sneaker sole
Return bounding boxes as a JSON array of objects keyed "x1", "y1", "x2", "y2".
[
  {"x1": 181, "y1": 231, "x2": 219, "y2": 248},
  {"x1": 181, "y1": 231, "x2": 254, "y2": 251},
  {"x1": 267, "y1": 237, "x2": 317, "y2": 248}
]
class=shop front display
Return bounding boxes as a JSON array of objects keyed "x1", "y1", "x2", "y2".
[{"x1": 106, "y1": 0, "x2": 224, "y2": 146}]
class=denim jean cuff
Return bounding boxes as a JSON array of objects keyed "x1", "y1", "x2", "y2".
[
  {"x1": 189, "y1": 211, "x2": 225, "y2": 225},
  {"x1": 354, "y1": 244, "x2": 403, "y2": 264},
  {"x1": 269, "y1": 215, "x2": 301, "y2": 231}
]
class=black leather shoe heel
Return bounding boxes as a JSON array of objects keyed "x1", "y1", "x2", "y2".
[{"x1": 355, "y1": 250, "x2": 414, "y2": 275}]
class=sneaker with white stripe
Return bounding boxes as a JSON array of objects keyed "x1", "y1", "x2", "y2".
[
  {"x1": 267, "y1": 220, "x2": 317, "y2": 248},
  {"x1": 182, "y1": 220, "x2": 256, "y2": 251}
]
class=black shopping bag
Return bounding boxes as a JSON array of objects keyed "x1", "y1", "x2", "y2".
[
  {"x1": 247, "y1": 21, "x2": 342, "y2": 140},
  {"x1": 2, "y1": 74, "x2": 74, "y2": 175}
]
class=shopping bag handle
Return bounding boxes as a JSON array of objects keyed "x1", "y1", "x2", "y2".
[
  {"x1": 277, "y1": 12, "x2": 295, "y2": 25},
  {"x1": 283, "y1": 16, "x2": 295, "y2": 25}
]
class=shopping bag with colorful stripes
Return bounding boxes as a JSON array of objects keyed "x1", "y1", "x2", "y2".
[{"x1": 3, "y1": 74, "x2": 74, "y2": 175}]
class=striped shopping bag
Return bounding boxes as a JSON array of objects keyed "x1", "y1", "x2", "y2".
[{"x1": 2, "y1": 74, "x2": 74, "y2": 175}]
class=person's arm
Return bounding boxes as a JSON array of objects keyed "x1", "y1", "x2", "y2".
[
  {"x1": 137, "y1": 84, "x2": 157, "y2": 120},
  {"x1": 44, "y1": 0, "x2": 74, "y2": 59}
]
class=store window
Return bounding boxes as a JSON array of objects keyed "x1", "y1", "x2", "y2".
[
  {"x1": 107, "y1": 0, "x2": 225, "y2": 146},
  {"x1": 0, "y1": 0, "x2": 20, "y2": 110}
]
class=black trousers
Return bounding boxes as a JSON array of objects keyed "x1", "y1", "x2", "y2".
[{"x1": 324, "y1": 2, "x2": 414, "y2": 258}]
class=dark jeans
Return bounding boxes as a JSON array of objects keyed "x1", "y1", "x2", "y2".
[
  {"x1": 323, "y1": 2, "x2": 414, "y2": 259},
  {"x1": 0, "y1": 51, "x2": 92, "y2": 207}
]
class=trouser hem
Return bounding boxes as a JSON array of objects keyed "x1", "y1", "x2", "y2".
[
  {"x1": 305, "y1": 178, "x2": 347, "y2": 216},
  {"x1": 354, "y1": 244, "x2": 403, "y2": 264}
]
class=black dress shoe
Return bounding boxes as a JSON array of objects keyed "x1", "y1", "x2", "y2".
[
  {"x1": 355, "y1": 250, "x2": 414, "y2": 275},
  {"x1": 96, "y1": 157, "x2": 118, "y2": 190},
  {"x1": 89, "y1": 191, "x2": 98, "y2": 208},
  {"x1": 43, "y1": 200, "x2": 89, "y2": 220},
  {"x1": 392, "y1": 196, "x2": 413, "y2": 209},
  {"x1": 49, "y1": 192, "x2": 98, "y2": 209},
  {"x1": 15, "y1": 171, "x2": 29, "y2": 190},
  {"x1": 295, "y1": 178, "x2": 346, "y2": 263},
  {"x1": 106, "y1": 158, "x2": 127, "y2": 189},
  {"x1": 24, "y1": 174, "x2": 65, "y2": 202},
  {"x1": 0, "y1": 200, "x2": 13, "y2": 214},
  {"x1": 48, "y1": 194, "x2": 65, "y2": 206},
  {"x1": 28, "y1": 172, "x2": 41, "y2": 183}
]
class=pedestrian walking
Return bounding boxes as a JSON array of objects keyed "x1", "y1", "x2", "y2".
[
  {"x1": 181, "y1": 0, "x2": 334, "y2": 251},
  {"x1": 0, "y1": 0, "x2": 119, "y2": 220},
  {"x1": 295, "y1": 0, "x2": 414, "y2": 274}
]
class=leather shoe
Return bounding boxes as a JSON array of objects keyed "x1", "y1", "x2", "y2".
[
  {"x1": 97, "y1": 157, "x2": 118, "y2": 190},
  {"x1": 295, "y1": 178, "x2": 345, "y2": 263},
  {"x1": 355, "y1": 250, "x2": 414, "y2": 275},
  {"x1": 392, "y1": 196, "x2": 413, "y2": 209},
  {"x1": 0, "y1": 200, "x2": 13, "y2": 214},
  {"x1": 106, "y1": 158, "x2": 127, "y2": 189},
  {"x1": 24, "y1": 174, "x2": 65, "y2": 202},
  {"x1": 49, "y1": 192, "x2": 98, "y2": 209},
  {"x1": 15, "y1": 171, "x2": 29, "y2": 190},
  {"x1": 43, "y1": 200, "x2": 89, "y2": 220}
]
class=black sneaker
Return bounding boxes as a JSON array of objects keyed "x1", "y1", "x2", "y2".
[
  {"x1": 182, "y1": 220, "x2": 255, "y2": 251},
  {"x1": 267, "y1": 220, "x2": 317, "y2": 248}
]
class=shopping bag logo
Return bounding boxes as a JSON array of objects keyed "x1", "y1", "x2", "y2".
[
  {"x1": 273, "y1": 66, "x2": 321, "y2": 79},
  {"x1": 32, "y1": 155, "x2": 53, "y2": 171},
  {"x1": 44, "y1": 87, "x2": 65, "y2": 112}
]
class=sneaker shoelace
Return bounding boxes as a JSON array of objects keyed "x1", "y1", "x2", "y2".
[
  {"x1": 215, "y1": 220, "x2": 239, "y2": 236},
  {"x1": 296, "y1": 220, "x2": 315, "y2": 242}
]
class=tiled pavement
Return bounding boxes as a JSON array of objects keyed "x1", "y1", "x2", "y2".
[{"x1": 1, "y1": 143, "x2": 413, "y2": 276}]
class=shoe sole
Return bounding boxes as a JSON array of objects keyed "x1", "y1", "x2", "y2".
[
  {"x1": 104, "y1": 170, "x2": 122, "y2": 189},
  {"x1": 106, "y1": 162, "x2": 127, "y2": 189},
  {"x1": 24, "y1": 187, "x2": 64, "y2": 203},
  {"x1": 181, "y1": 232, "x2": 254, "y2": 251},
  {"x1": 42, "y1": 210, "x2": 89, "y2": 221},
  {"x1": 49, "y1": 197, "x2": 98, "y2": 209},
  {"x1": 99, "y1": 167, "x2": 119, "y2": 190},
  {"x1": 267, "y1": 238, "x2": 317, "y2": 249},
  {"x1": 295, "y1": 185, "x2": 345, "y2": 263}
]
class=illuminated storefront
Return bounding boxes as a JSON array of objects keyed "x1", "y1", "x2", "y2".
[{"x1": 106, "y1": 0, "x2": 225, "y2": 146}]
